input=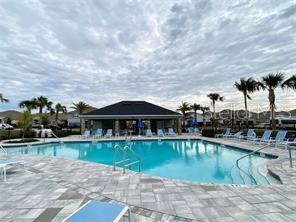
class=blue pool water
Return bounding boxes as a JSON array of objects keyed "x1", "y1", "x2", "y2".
[{"x1": 8, "y1": 140, "x2": 274, "y2": 185}]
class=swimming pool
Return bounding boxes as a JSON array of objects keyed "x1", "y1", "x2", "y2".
[{"x1": 8, "y1": 139, "x2": 274, "y2": 185}]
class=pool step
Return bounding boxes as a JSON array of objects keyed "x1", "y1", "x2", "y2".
[{"x1": 125, "y1": 160, "x2": 140, "y2": 168}]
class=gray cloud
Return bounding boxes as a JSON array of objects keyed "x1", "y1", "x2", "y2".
[{"x1": 0, "y1": 0, "x2": 295, "y2": 112}]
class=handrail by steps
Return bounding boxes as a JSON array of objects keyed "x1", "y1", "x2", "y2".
[
  {"x1": 236, "y1": 144, "x2": 270, "y2": 165},
  {"x1": 0, "y1": 144, "x2": 7, "y2": 155}
]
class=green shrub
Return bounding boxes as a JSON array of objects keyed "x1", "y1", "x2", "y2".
[
  {"x1": 0, "y1": 130, "x2": 36, "y2": 141},
  {"x1": 202, "y1": 129, "x2": 220, "y2": 137}
]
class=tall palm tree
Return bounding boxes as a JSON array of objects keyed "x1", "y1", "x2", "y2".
[
  {"x1": 177, "y1": 102, "x2": 191, "y2": 128},
  {"x1": 34, "y1": 96, "x2": 52, "y2": 115},
  {"x1": 53, "y1": 103, "x2": 67, "y2": 124},
  {"x1": 191, "y1": 103, "x2": 200, "y2": 128},
  {"x1": 71, "y1": 101, "x2": 91, "y2": 133},
  {"x1": 207, "y1": 93, "x2": 224, "y2": 117},
  {"x1": 261, "y1": 72, "x2": 295, "y2": 129},
  {"x1": 0, "y1": 93, "x2": 9, "y2": 103},
  {"x1": 234, "y1": 77, "x2": 261, "y2": 127},
  {"x1": 199, "y1": 106, "x2": 210, "y2": 126},
  {"x1": 19, "y1": 100, "x2": 37, "y2": 113}
]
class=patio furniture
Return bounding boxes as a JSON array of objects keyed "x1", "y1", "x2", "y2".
[
  {"x1": 267, "y1": 130, "x2": 288, "y2": 146},
  {"x1": 239, "y1": 129, "x2": 256, "y2": 141},
  {"x1": 82, "y1": 130, "x2": 90, "y2": 139},
  {"x1": 0, "y1": 159, "x2": 24, "y2": 182},
  {"x1": 146, "y1": 129, "x2": 152, "y2": 137},
  {"x1": 168, "y1": 128, "x2": 176, "y2": 137},
  {"x1": 249, "y1": 130, "x2": 272, "y2": 144},
  {"x1": 215, "y1": 128, "x2": 231, "y2": 138},
  {"x1": 157, "y1": 129, "x2": 164, "y2": 137},
  {"x1": 63, "y1": 200, "x2": 131, "y2": 222},
  {"x1": 105, "y1": 129, "x2": 113, "y2": 138},
  {"x1": 93, "y1": 129, "x2": 102, "y2": 138}
]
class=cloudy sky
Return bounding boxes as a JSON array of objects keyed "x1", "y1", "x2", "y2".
[{"x1": 0, "y1": 0, "x2": 295, "y2": 113}]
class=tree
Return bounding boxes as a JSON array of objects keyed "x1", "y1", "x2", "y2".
[
  {"x1": 234, "y1": 77, "x2": 260, "y2": 128},
  {"x1": 191, "y1": 103, "x2": 200, "y2": 128},
  {"x1": 261, "y1": 73, "x2": 295, "y2": 129},
  {"x1": 199, "y1": 106, "x2": 210, "y2": 126},
  {"x1": 71, "y1": 101, "x2": 91, "y2": 133},
  {"x1": 177, "y1": 102, "x2": 191, "y2": 128},
  {"x1": 34, "y1": 96, "x2": 52, "y2": 115},
  {"x1": 207, "y1": 93, "x2": 224, "y2": 117},
  {"x1": 0, "y1": 93, "x2": 9, "y2": 103},
  {"x1": 19, "y1": 110, "x2": 33, "y2": 140},
  {"x1": 19, "y1": 100, "x2": 37, "y2": 113},
  {"x1": 53, "y1": 103, "x2": 67, "y2": 125}
]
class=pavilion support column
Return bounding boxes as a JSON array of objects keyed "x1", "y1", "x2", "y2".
[
  {"x1": 177, "y1": 118, "x2": 182, "y2": 134},
  {"x1": 115, "y1": 120, "x2": 120, "y2": 136},
  {"x1": 81, "y1": 118, "x2": 86, "y2": 132}
]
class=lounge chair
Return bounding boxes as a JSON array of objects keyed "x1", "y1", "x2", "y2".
[
  {"x1": 249, "y1": 130, "x2": 272, "y2": 144},
  {"x1": 278, "y1": 137, "x2": 296, "y2": 147},
  {"x1": 168, "y1": 128, "x2": 176, "y2": 137},
  {"x1": 105, "y1": 129, "x2": 113, "y2": 138},
  {"x1": 157, "y1": 129, "x2": 164, "y2": 137},
  {"x1": 63, "y1": 200, "x2": 131, "y2": 222},
  {"x1": 215, "y1": 128, "x2": 231, "y2": 138},
  {"x1": 239, "y1": 129, "x2": 256, "y2": 141},
  {"x1": 93, "y1": 129, "x2": 102, "y2": 138},
  {"x1": 228, "y1": 131, "x2": 242, "y2": 140},
  {"x1": 82, "y1": 130, "x2": 90, "y2": 139},
  {"x1": 0, "y1": 159, "x2": 24, "y2": 182},
  {"x1": 263, "y1": 130, "x2": 287, "y2": 146},
  {"x1": 146, "y1": 129, "x2": 152, "y2": 137}
]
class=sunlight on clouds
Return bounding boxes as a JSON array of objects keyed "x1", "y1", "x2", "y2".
[{"x1": 0, "y1": 0, "x2": 295, "y2": 111}]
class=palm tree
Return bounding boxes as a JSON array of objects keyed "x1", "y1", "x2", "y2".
[
  {"x1": 53, "y1": 103, "x2": 67, "y2": 124},
  {"x1": 207, "y1": 93, "x2": 224, "y2": 117},
  {"x1": 35, "y1": 96, "x2": 52, "y2": 115},
  {"x1": 177, "y1": 102, "x2": 191, "y2": 128},
  {"x1": 0, "y1": 93, "x2": 9, "y2": 103},
  {"x1": 261, "y1": 72, "x2": 295, "y2": 129},
  {"x1": 234, "y1": 77, "x2": 261, "y2": 127},
  {"x1": 199, "y1": 106, "x2": 210, "y2": 126},
  {"x1": 191, "y1": 103, "x2": 200, "y2": 128},
  {"x1": 19, "y1": 100, "x2": 37, "y2": 113},
  {"x1": 71, "y1": 101, "x2": 91, "y2": 133}
]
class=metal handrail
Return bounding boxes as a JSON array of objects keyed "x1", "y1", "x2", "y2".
[
  {"x1": 0, "y1": 144, "x2": 7, "y2": 154},
  {"x1": 51, "y1": 131, "x2": 61, "y2": 143},
  {"x1": 236, "y1": 144, "x2": 271, "y2": 165},
  {"x1": 113, "y1": 143, "x2": 141, "y2": 173}
]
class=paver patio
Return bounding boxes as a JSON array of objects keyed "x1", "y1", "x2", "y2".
[{"x1": 1, "y1": 136, "x2": 296, "y2": 221}]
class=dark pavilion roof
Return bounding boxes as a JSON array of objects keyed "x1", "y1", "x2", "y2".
[{"x1": 82, "y1": 101, "x2": 181, "y2": 116}]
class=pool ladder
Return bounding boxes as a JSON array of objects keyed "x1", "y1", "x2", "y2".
[{"x1": 113, "y1": 144, "x2": 141, "y2": 174}]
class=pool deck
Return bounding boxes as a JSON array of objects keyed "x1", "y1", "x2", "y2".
[{"x1": 1, "y1": 135, "x2": 296, "y2": 221}]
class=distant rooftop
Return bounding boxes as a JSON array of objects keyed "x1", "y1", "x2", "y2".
[{"x1": 82, "y1": 101, "x2": 181, "y2": 116}]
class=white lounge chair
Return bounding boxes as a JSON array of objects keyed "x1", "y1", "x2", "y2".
[
  {"x1": 146, "y1": 129, "x2": 152, "y2": 137},
  {"x1": 82, "y1": 130, "x2": 90, "y2": 139},
  {"x1": 239, "y1": 129, "x2": 256, "y2": 141},
  {"x1": 168, "y1": 128, "x2": 176, "y2": 137},
  {"x1": 63, "y1": 200, "x2": 131, "y2": 222},
  {"x1": 267, "y1": 130, "x2": 287, "y2": 146},
  {"x1": 216, "y1": 128, "x2": 231, "y2": 138},
  {"x1": 228, "y1": 131, "x2": 242, "y2": 140},
  {"x1": 105, "y1": 129, "x2": 113, "y2": 138},
  {"x1": 0, "y1": 159, "x2": 24, "y2": 182},
  {"x1": 157, "y1": 129, "x2": 164, "y2": 137},
  {"x1": 249, "y1": 130, "x2": 272, "y2": 144},
  {"x1": 93, "y1": 129, "x2": 102, "y2": 138}
]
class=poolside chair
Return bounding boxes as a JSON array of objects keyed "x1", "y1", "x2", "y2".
[
  {"x1": 278, "y1": 137, "x2": 296, "y2": 147},
  {"x1": 249, "y1": 130, "x2": 272, "y2": 144},
  {"x1": 215, "y1": 128, "x2": 231, "y2": 138},
  {"x1": 157, "y1": 129, "x2": 164, "y2": 137},
  {"x1": 93, "y1": 129, "x2": 103, "y2": 139},
  {"x1": 63, "y1": 200, "x2": 131, "y2": 222},
  {"x1": 81, "y1": 130, "x2": 90, "y2": 139},
  {"x1": 264, "y1": 130, "x2": 287, "y2": 146},
  {"x1": 239, "y1": 129, "x2": 256, "y2": 141},
  {"x1": 146, "y1": 129, "x2": 152, "y2": 137},
  {"x1": 105, "y1": 129, "x2": 113, "y2": 138},
  {"x1": 228, "y1": 131, "x2": 242, "y2": 140},
  {"x1": 168, "y1": 128, "x2": 176, "y2": 137},
  {"x1": 0, "y1": 159, "x2": 24, "y2": 182}
]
